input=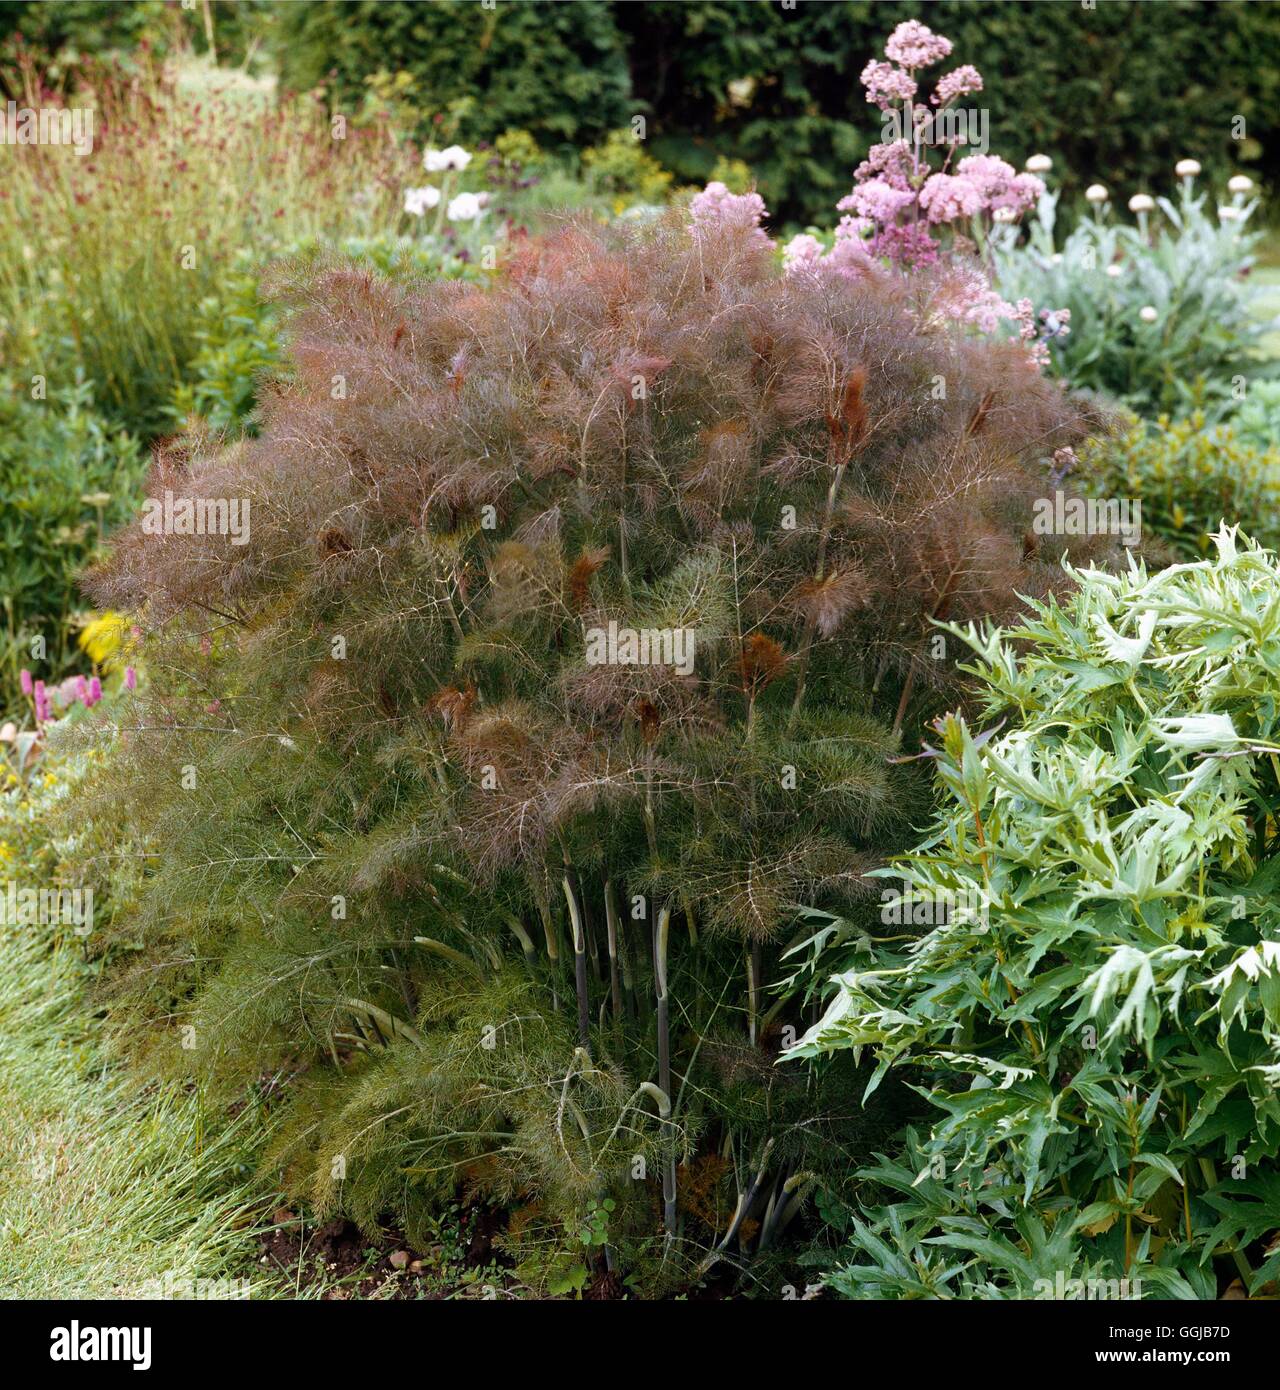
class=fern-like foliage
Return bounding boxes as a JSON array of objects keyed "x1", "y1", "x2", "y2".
[{"x1": 68, "y1": 211, "x2": 1116, "y2": 1289}]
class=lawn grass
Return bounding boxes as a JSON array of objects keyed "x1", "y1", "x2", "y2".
[{"x1": 0, "y1": 925, "x2": 272, "y2": 1299}]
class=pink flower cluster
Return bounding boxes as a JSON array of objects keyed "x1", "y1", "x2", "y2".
[
  {"x1": 688, "y1": 22, "x2": 1065, "y2": 371},
  {"x1": 782, "y1": 217, "x2": 877, "y2": 280},
  {"x1": 884, "y1": 19, "x2": 953, "y2": 69},
  {"x1": 860, "y1": 59, "x2": 917, "y2": 110},
  {"x1": 689, "y1": 181, "x2": 771, "y2": 247},
  {"x1": 845, "y1": 26, "x2": 1045, "y2": 263},
  {"x1": 21, "y1": 666, "x2": 126, "y2": 725},
  {"x1": 932, "y1": 65, "x2": 983, "y2": 106},
  {"x1": 955, "y1": 154, "x2": 1044, "y2": 216}
]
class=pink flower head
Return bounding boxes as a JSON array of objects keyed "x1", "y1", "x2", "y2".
[
  {"x1": 844, "y1": 177, "x2": 915, "y2": 225},
  {"x1": 932, "y1": 66, "x2": 984, "y2": 106},
  {"x1": 919, "y1": 172, "x2": 985, "y2": 224},
  {"x1": 782, "y1": 233, "x2": 824, "y2": 275},
  {"x1": 19, "y1": 669, "x2": 32, "y2": 696},
  {"x1": 885, "y1": 21, "x2": 953, "y2": 70},
  {"x1": 823, "y1": 235, "x2": 878, "y2": 279},
  {"x1": 849, "y1": 140, "x2": 914, "y2": 193},
  {"x1": 859, "y1": 59, "x2": 916, "y2": 109},
  {"x1": 834, "y1": 214, "x2": 873, "y2": 243},
  {"x1": 75, "y1": 675, "x2": 89, "y2": 704},
  {"x1": 868, "y1": 221, "x2": 940, "y2": 269},
  {"x1": 689, "y1": 181, "x2": 771, "y2": 247},
  {"x1": 957, "y1": 155, "x2": 1044, "y2": 215},
  {"x1": 124, "y1": 666, "x2": 137, "y2": 691},
  {"x1": 88, "y1": 676, "x2": 103, "y2": 705}
]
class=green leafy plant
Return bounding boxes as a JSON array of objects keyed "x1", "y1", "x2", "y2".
[
  {"x1": 581, "y1": 129, "x2": 673, "y2": 211},
  {"x1": 0, "y1": 53, "x2": 408, "y2": 437},
  {"x1": 0, "y1": 377, "x2": 145, "y2": 705},
  {"x1": 788, "y1": 530, "x2": 1280, "y2": 1298},
  {"x1": 1078, "y1": 411, "x2": 1280, "y2": 559}
]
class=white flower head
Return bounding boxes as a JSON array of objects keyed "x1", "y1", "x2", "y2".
[
  {"x1": 447, "y1": 191, "x2": 487, "y2": 222},
  {"x1": 1105, "y1": 263, "x2": 1123, "y2": 278},
  {"x1": 1139, "y1": 305, "x2": 1158, "y2": 323},
  {"x1": 992, "y1": 206, "x2": 1017, "y2": 224},
  {"x1": 1128, "y1": 193, "x2": 1155, "y2": 214},
  {"x1": 425, "y1": 144, "x2": 472, "y2": 173},
  {"x1": 1024, "y1": 153, "x2": 1052, "y2": 174},
  {"x1": 1228, "y1": 174, "x2": 1254, "y2": 195},
  {"x1": 403, "y1": 185, "x2": 441, "y2": 217},
  {"x1": 1084, "y1": 183, "x2": 1108, "y2": 204},
  {"x1": 1218, "y1": 205, "x2": 1241, "y2": 222},
  {"x1": 1174, "y1": 159, "x2": 1201, "y2": 178}
]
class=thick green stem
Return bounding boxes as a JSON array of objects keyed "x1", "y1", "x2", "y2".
[
  {"x1": 562, "y1": 870, "x2": 592, "y2": 1056},
  {"x1": 654, "y1": 904, "x2": 677, "y2": 1243},
  {"x1": 536, "y1": 889, "x2": 560, "y2": 1013},
  {"x1": 604, "y1": 878, "x2": 624, "y2": 1023}
]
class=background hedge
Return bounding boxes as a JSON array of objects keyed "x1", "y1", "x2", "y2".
[
  {"x1": 3, "y1": 1, "x2": 1277, "y2": 225},
  {"x1": 277, "y1": 0, "x2": 1279, "y2": 224}
]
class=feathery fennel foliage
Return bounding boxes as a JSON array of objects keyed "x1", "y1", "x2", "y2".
[
  {"x1": 789, "y1": 529, "x2": 1280, "y2": 1298},
  {"x1": 69, "y1": 212, "x2": 1113, "y2": 1290}
]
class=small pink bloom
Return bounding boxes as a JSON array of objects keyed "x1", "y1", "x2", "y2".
[
  {"x1": 76, "y1": 676, "x2": 90, "y2": 704},
  {"x1": 919, "y1": 172, "x2": 985, "y2": 223},
  {"x1": 859, "y1": 59, "x2": 917, "y2": 109},
  {"x1": 932, "y1": 66, "x2": 983, "y2": 105},
  {"x1": 124, "y1": 666, "x2": 137, "y2": 691},
  {"x1": 89, "y1": 676, "x2": 103, "y2": 705},
  {"x1": 689, "y1": 181, "x2": 772, "y2": 248},
  {"x1": 19, "y1": 669, "x2": 32, "y2": 696},
  {"x1": 845, "y1": 177, "x2": 915, "y2": 224},
  {"x1": 884, "y1": 20, "x2": 953, "y2": 70}
]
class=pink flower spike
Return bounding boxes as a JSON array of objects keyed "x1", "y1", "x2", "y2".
[
  {"x1": 124, "y1": 666, "x2": 137, "y2": 691},
  {"x1": 89, "y1": 676, "x2": 103, "y2": 705},
  {"x1": 76, "y1": 676, "x2": 90, "y2": 703},
  {"x1": 19, "y1": 669, "x2": 32, "y2": 696}
]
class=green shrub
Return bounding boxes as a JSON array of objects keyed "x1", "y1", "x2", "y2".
[
  {"x1": 71, "y1": 210, "x2": 1112, "y2": 1291},
  {"x1": 788, "y1": 531, "x2": 1280, "y2": 1298},
  {"x1": 1079, "y1": 412, "x2": 1280, "y2": 559},
  {"x1": 580, "y1": 129, "x2": 673, "y2": 210},
  {"x1": 0, "y1": 378, "x2": 144, "y2": 705},
  {"x1": 276, "y1": 0, "x2": 631, "y2": 151}
]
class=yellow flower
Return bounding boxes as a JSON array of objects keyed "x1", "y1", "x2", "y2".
[{"x1": 78, "y1": 611, "x2": 132, "y2": 666}]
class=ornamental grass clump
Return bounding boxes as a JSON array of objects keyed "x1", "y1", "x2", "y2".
[
  {"x1": 72, "y1": 208, "x2": 1114, "y2": 1291},
  {"x1": 790, "y1": 529, "x2": 1280, "y2": 1299}
]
